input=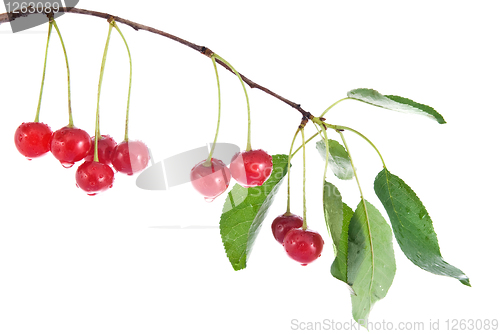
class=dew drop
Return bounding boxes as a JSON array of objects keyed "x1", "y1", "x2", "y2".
[
  {"x1": 75, "y1": 183, "x2": 80, "y2": 189},
  {"x1": 87, "y1": 193, "x2": 97, "y2": 196},
  {"x1": 61, "y1": 161, "x2": 74, "y2": 168},
  {"x1": 26, "y1": 158, "x2": 32, "y2": 161},
  {"x1": 301, "y1": 263, "x2": 308, "y2": 266},
  {"x1": 204, "y1": 197, "x2": 215, "y2": 203}
]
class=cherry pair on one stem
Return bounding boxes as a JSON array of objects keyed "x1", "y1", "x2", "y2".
[
  {"x1": 76, "y1": 18, "x2": 148, "y2": 195},
  {"x1": 190, "y1": 53, "x2": 273, "y2": 201},
  {"x1": 270, "y1": 124, "x2": 324, "y2": 266},
  {"x1": 271, "y1": 213, "x2": 324, "y2": 266},
  {"x1": 13, "y1": 16, "x2": 93, "y2": 168}
]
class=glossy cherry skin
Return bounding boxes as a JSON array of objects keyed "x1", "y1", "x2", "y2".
[
  {"x1": 190, "y1": 158, "x2": 231, "y2": 202},
  {"x1": 84, "y1": 135, "x2": 117, "y2": 165},
  {"x1": 14, "y1": 122, "x2": 53, "y2": 159},
  {"x1": 75, "y1": 161, "x2": 115, "y2": 196},
  {"x1": 50, "y1": 126, "x2": 92, "y2": 168},
  {"x1": 111, "y1": 140, "x2": 150, "y2": 175},
  {"x1": 271, "y1": 213, "x2": 304, "y2": 244},
  {"x1": 283, "y1": 228, "x2": 324, "y2": 266},
  {"x1": 229, "y1": 149, "x2": 273, "y2": 188}
]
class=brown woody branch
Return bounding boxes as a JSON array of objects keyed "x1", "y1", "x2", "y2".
[{"x1": 0, "y1": 6, "x2": 313, "y2": 120}]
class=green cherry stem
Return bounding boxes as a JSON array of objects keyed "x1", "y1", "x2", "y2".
[
  {"x1": 110, "y1": 19, "x2": 133, "y2": 142},
  {"x1": 34, "y1": 19, "x2": 53, "y2": 123},
  {"x1": 325, "y1": 123, "x2": 386, "y2": 169},
  {"x1": 300, "y1": 126, "x2": 307, "y2": 230},
  {"x1": 289, "y1": 121, "x2": 325, "y2": 159},
  {"x1": 213, "y1": 53, "x2": 252, "y2": 152},
  {"x1": 321, "y1": 124, "x2": 329, "y2": 189},
  {"x1": 319, "y1": 97, "x2": 351, "y2": 118},
  {"x1": 94, "y1": 22, "x2": 113, "y2": 162},
  {"x1": 51, "y1": 18, "x2": 74, "y2": 127},
  {"x1": 337, "y1": 130, "x2": 366, "y2": 207},
  {"x1": 290, "y1": 131, "x2": 320, "y2": 158},
  {"x1": 204, "y1": 54, "x2": 222, "y2": 167},
  {"x1": 286, "y1": 128, "x2": 300, "y2": 214},
  {"x1": 337, "y1": 129, "x2": 375, "y2": 271}
]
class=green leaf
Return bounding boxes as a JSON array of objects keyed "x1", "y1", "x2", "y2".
[
  {"x1": 219, "y1": 154, "x2": 289, "y2": 271},
  {"x1": 316, "y1": 139, "x2": 354, "y2": 180},
  {"x1": 374, "y1": 168, "x2": 470, "y2": 286},
  {"x1": 323, "y1": 181, "x2": 344, "y2": 252},
  {"x1": 348, "y1": 199, "x2": 397, "y2": 325},
  {"x1": 322, "y1": 181, "x2": 356, "y2": 291},
  {"x1": 330, "y1": 202, "x2": 354, "y2": 287},
  {"x1": 347, "y1": 88, "x2": 446, "y2": 124}
]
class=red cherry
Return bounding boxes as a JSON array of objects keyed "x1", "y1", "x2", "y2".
[
  {"x1": 111, "y1": 140, "x2": 150, "y2": 175},
  {"x1": 75, "y1": 161, "x2": 115, "y2": 196},
  {"x1": 283, "y1": 228, "x2": 324, "y2": 266},
  {"x1": 50, "y1": 126, "x2": 92, "y2": 168},
  {"x1": 14, "y1": 122, "x2": 53, "y2": 159},
  {"x1": 190, "y1": 158, "x2": 231, "y2": 202},
  {"x1": 229, "y1": 149, "x2": 273, "y2": 187},
  {"x1": 271, "y1": 213, "x2": 304, "y2": 244},
  {"x1": 84, "y1": 135, "x2": 117, "y2": 165}
]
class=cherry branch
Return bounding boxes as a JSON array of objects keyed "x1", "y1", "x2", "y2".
[{"x1": 0, "y1": 6, "x2": 313, "y2": 120}]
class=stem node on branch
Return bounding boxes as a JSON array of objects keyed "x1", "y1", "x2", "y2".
[{"x1": 201, "y1": 47, "x2": 213, "y2": 57}]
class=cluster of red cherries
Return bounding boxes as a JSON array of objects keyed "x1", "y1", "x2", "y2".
[
  {"x1": 14, "y1": 121, "x2": 149, "y2": 195},
  {"x1": 189, "y1": 148, "x2": 273, "y2": 201},
  {"x1": 189, "y1": 147, "x2": 324, "y2": 266}
]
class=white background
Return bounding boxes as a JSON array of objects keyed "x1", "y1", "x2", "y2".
[{"x1": 1, "y1": 1, "x2": 499, "y2": 333}]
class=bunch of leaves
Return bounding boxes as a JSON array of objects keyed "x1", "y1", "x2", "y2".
[{"x1": 218, "y1": 88, "x2": 469, "y2": 326}]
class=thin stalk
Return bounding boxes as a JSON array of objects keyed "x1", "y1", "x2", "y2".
[
  {"x1": 286, "y1": 129, "x2": 300, "y2": 214},
  {"x1": 337, "y1": 130, "x2": 375, "y2": 295},
  {"x1": 291, "y1": 132, "x2": 320, "y2": 158},
  {"x1": 321, "y1": 125, "x2": 329, "y2": 188},
  {"x1": 213, "y1": 53, "x2": 252, "y2": 151},
  {"x1": 325, "y1": 123, "x2": 386, "y2": 168},
  {"x1": 320, "y1": 123, "x2": 332, "y2": 239},
  {"x1": 94, "y1": 23, "x2": 113, "y2": 162},
  {"x1": 300, "y1": 126, "x2": 307, "y2": 230},
  {"x1": 319, "y1": 97, "x2": 351, "y2": 118},
  {"x1": 34, "y1": 19, "x2": 53, "y2": 123},
  {"x1": 51, "y1": 19, "x2": 73, "y2": 127},
  {"x1": 111, "y1": 20, "x2": 133, "y2": 142},
  {"x1": 204, "y1": 55, "x2": 222, "y2": 167},
  {"x1": 313, "y1": 122, "x2": 326, "y2": 141}
]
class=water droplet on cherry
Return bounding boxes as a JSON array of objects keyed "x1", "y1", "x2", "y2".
[{"x1": 61, "y1": 161, "x2": 74, "y2": 168}]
